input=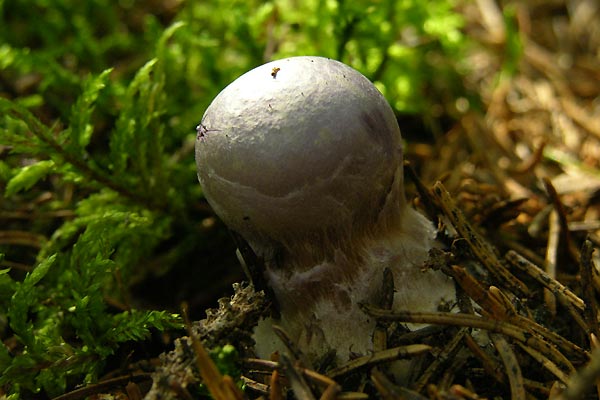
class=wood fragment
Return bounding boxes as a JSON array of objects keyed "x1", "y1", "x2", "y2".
[
  {"x1": 592, "y1": 334, "x2": 600, "y2": 399},
  {"x1": 545, "y1": 210, "x2": 560, "y2": 316},
  {"x1": 552, "y1": 347, "x2": 600, "y2": 400},
  {"x1": 464, "y1": 333, "x2": 505, "y2": 384},
  {"x1": 413, "y1": 328, "x2": 469, "y2": 392},
  {"x1": 372, "y1": 368, "x2": 429, "y2": 400},
  {"x1": 447, "y1": 263, "x2": 579, "y2": 366},
  {"x1": 394, "y1": 325, "x2": 448, "y2": 345},
  {"x1": 488, "y1": 286, "x2": 518, "y2": 317},
  {"x1": 230, "y1": 230, "x2": 274, "y2": 305},
  {"x1": 361, "y1": 305, "x2": 584, "y2": 376},
  {"x1": 437, "y1": 347, "x2": 469, "y2": 392},
  {"x1": 302, "y1": 368, "x2": 340, "y2": 390},
  {"x1": 243, "y1": 357, "x2": 279, "y2": 370},
  {"x1": 241, "y1": 376, "x2": 269, "y2": 395},
  {"x1": 335, "y1": 393, "x2": 370, "y2": 399},
  {"x1": 244, "y1": 357, "x2": 346, "y2": 398},
  {"x1": 506, "y1": 250, "x2": 590, "y2": 334},
  {"x1": 503, "y1": 238, "x2": 548, "y2": 272},
  {"x1": 522, "y1": 379, "x2": 552, "y2": 398},
  {"x1": 568, "y1": 220, "x2": 600, "y2": 232},
  {"x1": 543, "y1": 177, "x2": 580, "y2": 263},
  {"x1": 590, "y1": 257, "x2": 600, "y2": 295},
  {"x1": 431, "y1": 181, "x2": 530, "y2": 295},
  {"x1": 327, "y1": 344, "x2": 431, "y2": 378},
  {"x1": 579, "y1": 240, "x2": 600, "y2": 341},
  {"x1": 446, "y1": 265, "x2": 510, "y2": 319},
  {"x1": 505, "y1": 250, "x2": 585, "y2": 310},
  {"x1": 318, "y1": 380, "x2": 342, "y2": 400},
  {"x1": 404, "y1": 161, "x2": 439, "y2": 222},
  {"x1": 125, "y1": 382, "x2": 143, "y2": 400},
  {"x1": 280, "y1": 354, "x2": 316, "y2": 400},
  {"x1": 515, "y1": 341, "x2": 570, "y2": 383},
  {"x1": 449, "y1": 384, "x2": 484, "y2": 400}
]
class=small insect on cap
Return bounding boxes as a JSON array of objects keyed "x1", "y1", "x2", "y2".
[{"x1": 195, "y1": 56, "x2": 405, "y2": 250}]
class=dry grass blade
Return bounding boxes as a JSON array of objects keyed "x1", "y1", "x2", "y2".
[
  {"x1": 491, "y1": 333, "x2": 526, "y2": 400},
  {"x1": 448, "y1": 264, "x2": 583, "y2": 364},
  {"x1": 552, "y1": 347, "x2": 600, "y2": 400},
  {"x1": 431, "y1": 181, "x2": 530, "y2": 295},
  {"x1": 446, "y1": 265, "x2": 512, "y2": 319},
  {"x1": 361, "y1": 305, "x2": 582, "y2": 379},
  {"x1": 240, "y1": 376, "x2": 269, "y2": 395},
  {"x1": 545, "y1": 210, "x2": 560, "y2": 316},
  {"x1": 0, "y1": 230, "x2": 46, "y2": 248},
  {"x1": 543, "y1": 178, "x2": 580, "y2": 263},
  {"x1": 334, "y1": 393, "x2": 369, "y2": 399},
  {"x1": 506, "y1": 250, "x2": 589, "y2": 334},
  {"x1": 413, "y1": 328, "x2": 469, "y2": 392},
  {"x1": 371, "y1": 368, "x2": 429, "y2": 400},
  {"x1": 125, "y1": 381, "x2": 143, "y2": 400},
  {"x1": 243, "y1": 358, "x2": 357, "y2": 399},
  {"x1": 404, "y1": 161, "x2": 439, "y2": 222},
  {"x1": 515, "y1": 341, "x2": 570, "y2": 384},
  {"x1": 182, "y1": 303, "x2": 244, "y2": 400},
  {"x1": 463, "y1": 333, "x2": 505, "y2": 384},
  {"x1": 327, "y1": 344, "x2": 431, "y2": 378},
  {"x1": 592, "y1": 335, "x2": 600, "y2": 399},
  {"x1": 591, "y1": 260, "x2": 600, "y2": 295},
  {"x1": 269, "y1": 370, "x2": 283, "y2": 400},
  {"x1": 475, "y1": 0, "x2": 505, "y2": 42},
  {"x1": 505, "y1": 250, "x2": 584, "y2": 310},
  {"x1": 467, "y1": 326, "x2": 563, "y2": 394},
  {"x1": 488, "y1": 286, "x2": 517, "y2": 316},
  {"x1": 579, "y1": 239, "x2": 600, "y2": 341},
  {"x1": 318, "y1": 381, "x2": 342, "y2": 400},
  {"x1": 50, "y1": 373, "x2": 153, "y2": 400},
  {"x1": 272, "y1": 325, "x2": 312, "y2": 369},
  {"x1": 280, "y1": 354, "x2": 316, "y2": 400},
  {"x1": 448, "y1": 384, "x2": 485, "y2": 400},
  {"x1": 302, "y1": 369, "x2": 340, "y2": 390}
]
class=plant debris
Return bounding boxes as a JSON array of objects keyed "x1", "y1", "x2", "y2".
[
  {"x1": 144, "y1": 0, "x2": 600, "y2": 398},
  {"x1": 2, "y1": 0, "x2": 600, "y2": 398}
]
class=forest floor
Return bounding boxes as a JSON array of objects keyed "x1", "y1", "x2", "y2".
[
  {"x1": 142, "y1": 1, "x2": 600, "y2": 399},
  {"x1": 3, "y1": 0, "x2": 600, "y2": 399}
]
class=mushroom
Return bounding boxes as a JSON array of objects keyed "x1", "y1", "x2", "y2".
[{"x1": 195, "y1": 56, "x2": 455, "y2": 363}]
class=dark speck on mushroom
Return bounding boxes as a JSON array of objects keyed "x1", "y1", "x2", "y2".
[{"x1": 271, "y1": 67, "x2": 280, "y2": 78}]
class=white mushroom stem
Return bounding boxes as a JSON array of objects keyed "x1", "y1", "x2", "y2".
[
  {"x1": 254, "y1": 206, "x2": 452, "y2": 362},
  {"x1": 195, "y1": 56, "x2": 455, "y2": 363}
]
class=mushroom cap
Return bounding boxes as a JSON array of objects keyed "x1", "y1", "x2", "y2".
[{"x1": 195, "y1": 56, "x2": 404, "y2": 250}]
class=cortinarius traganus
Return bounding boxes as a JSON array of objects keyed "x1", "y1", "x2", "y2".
[{"x1": 195, "y1": 56, "x2": 455, "y2": 362}]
